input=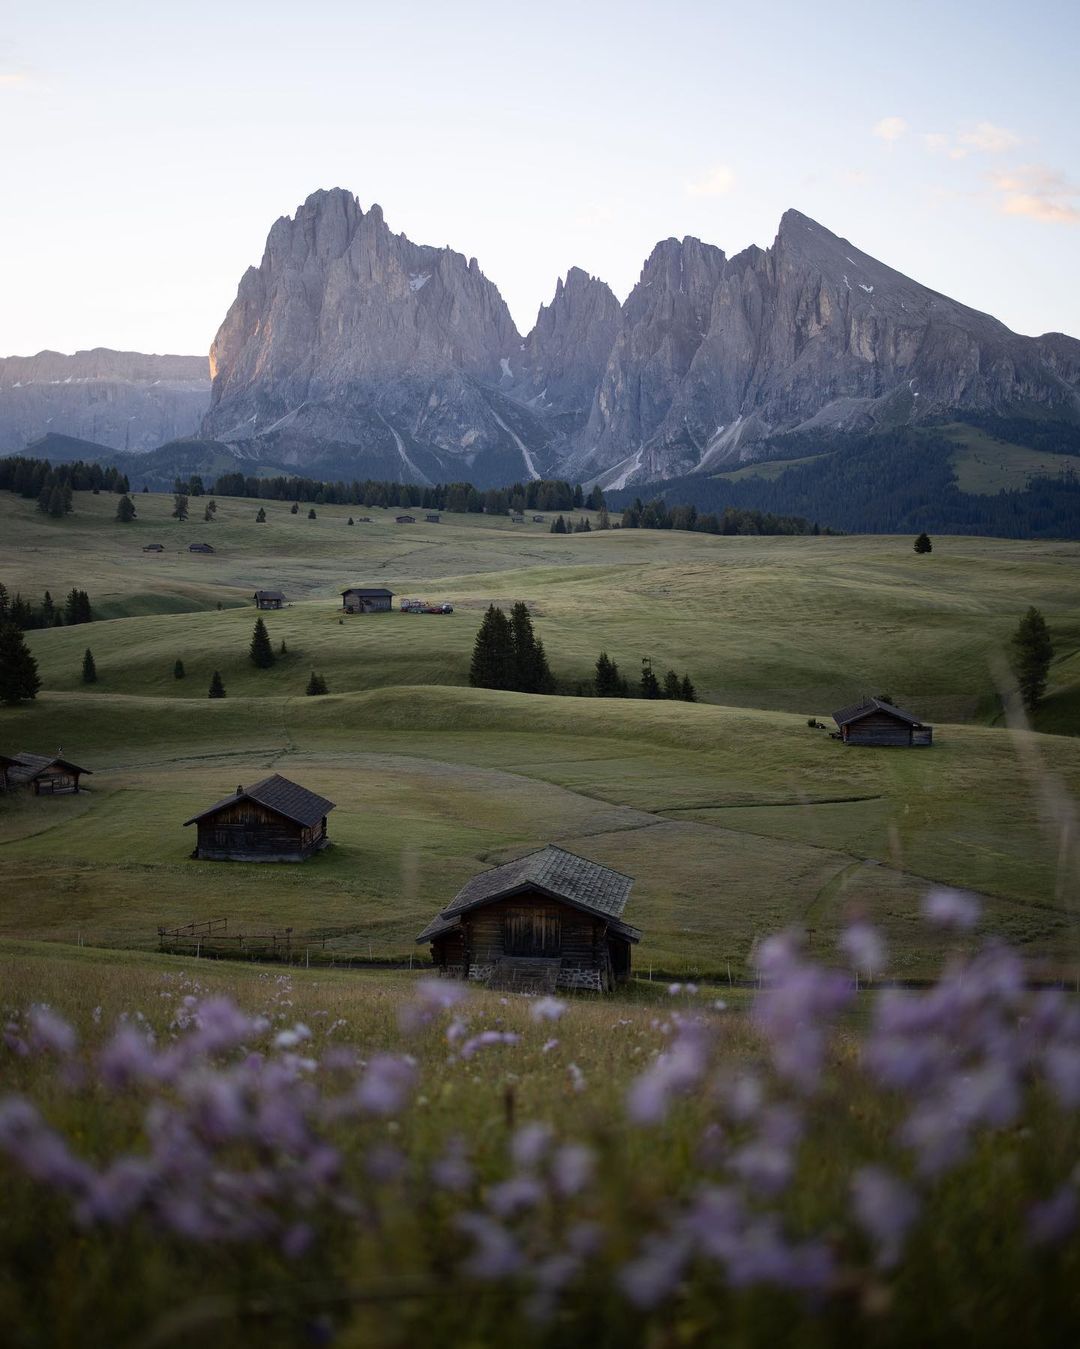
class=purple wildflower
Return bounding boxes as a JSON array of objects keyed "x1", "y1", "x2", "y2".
[
  {"x1": 551, "y1": 1144, "x2": 594, "y2": 1197},
  {"x1": 512, "y1": 1122, "x2": 553, "y2": 1169},
  {"x1": 1027, "y1": 1185, "x2": 1078, "y2": 1247},
  {"x1": 530, "y1": 997, "x2": 567, "y2": 1023},
  {"x1": 487, "y1": 1175, "x2": 546, "y2": 1217},
  {"x1": 839, "y1": 922, "x2": 887, "y2": 977},
  {"x1": 922, "y1": 888, "x2": 980, "y2": 930},
  {"x1": 27, "y1": 1005, "x2": 77, "y2": 1057},
  {"x1": 455, "y1": 1213, "x2": 523, "y2": 1279},
  {"x1": 354, "y1": 1054, "x2": 417, "y2": 1116},
  {"x1": 850, "y1": 1166, "x2": 920, "y2": 1268},
  {"x1": 626, "y1": 1023, "x2": 709, "y2": 1125},
  {"x1": 459, "y1": 1031, "x2": 520, "y2": 1060}
]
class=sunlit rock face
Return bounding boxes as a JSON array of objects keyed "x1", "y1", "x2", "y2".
[{"x1": 0, "y1": 350, "x2": 208, "y2": 453}]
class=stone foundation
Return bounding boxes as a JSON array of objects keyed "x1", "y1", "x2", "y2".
[
  {"x1": 467, "y1": 963, "x2": 496, "y2": 983},
  {"x1": 556, "y1": 967, "x2": 603, "y2": 991}
]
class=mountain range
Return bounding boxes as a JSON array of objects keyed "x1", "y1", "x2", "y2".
[{"x1": 4, "y1": 189, "x2": 1080, "y2": 492}]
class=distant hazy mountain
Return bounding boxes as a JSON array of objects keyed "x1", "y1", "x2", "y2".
[{"x1": 0, "y1": 349, "x2": 209, "y2": 454}]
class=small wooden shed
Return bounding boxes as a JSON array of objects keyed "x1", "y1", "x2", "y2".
[
  {"x1": 833, "y1": 698, "x2": 933, "y2": 747},
  {"x1": 143, "y1": 543, "x2": 164, "y2": 553},
  {"x1": 416, "y1": 845, "x2": 640, "y2": 992},
  {"x1": 4, "y1": 753, "x2": 92, "y2": 795},
  {"x1": 184, "y1": 774, "x2": 336, "y2": 862},
  {"x1": 253, "y1": 589, "x2": 286, "y2": 610},
  {"x1": 396, "y1": 515, "x2": 416, "y2": 525},
  {"x1": 425, "y1": 513, "x2": 441, "y2": 523},
  {"x1": 189, "y1": 542, "x2": 215, "y2": 554},
  {"x1": 342, "y1": 586, "x2": 394, "y2": 614}
]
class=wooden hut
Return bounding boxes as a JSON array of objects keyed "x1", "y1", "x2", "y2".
[
  {"x1": 342, "y1": 586, "x2": 394, "y2": 614},
  {"x1": 253, "y1": 589, "x2": 286, "y2": 610},
  {"x1": 416, "y1": 845, "x2": 640, "y2": 992},
  {"x1": 0, "y1": 754, "x2": 19, "y2": 791},
  {"x1": 189, "y1": 542, "x2": 215, "y2": 554},
  {"x1": 183, "y1": 774, "x2": 335, "y2": 862},
  {"x1": 832, "y1": 698, "x2": 933, "y2": 747},
  {"x1": 143, "y1": 543, "x2": 164, "y2": 553},
  {"x1": 4, "y1": 753, "x2": 92, "y2": 795},
  {"x1": 425, "y1": 513, "x2": 441, "y2": 523},
  {"x1": 395, "y1": 515, "x2": 416, "y2": 525}
]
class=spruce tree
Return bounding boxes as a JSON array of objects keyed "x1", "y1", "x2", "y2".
[
  {"x1": 173, "y1": 659, "x2": 185, "y2": 679},
  {"x1": 249, "y1": 617, "x2": 276, "y2": 668},
  {"x1": 663, "y1": 669, "x2": 681, "y2": 699},
  {"x1": 306, "y1": 671, "x2": 329, "y2": 695},
  {"x1": 308, "y1": 508, "x2": 317, "y2": 519},
  {"x1": 914, "y1": 532, "x2": 932, "y2": 554},
  {"x1": 172, "y1": 493, "x2": 189, "y2": 521},
  {"x1": 347, "y1": 516, "x2": 354, "y2": 526},
  {"x1": 255, "y1": 507, "x2": 267, "y2": 522},
  {"x1": 115, "y1": 494, "x2": 137, "y2": 523},
  {"x1": 640, "y1": 663, "x2": 661, "y2": 699},
  {"x1": 1012, "y1": 607, "x2": 1054, "y2": 710},
  {"x1": 469, "y1": 605, "x2": 515, "y2": 690},
  {"x1": 40, "y1": 591, "x2": 55, "y2": 626},
  {"x1": 47, "y1": 485, "x2": 66, "y2": 518},
  {"x1": 0, "y1": 623, "x2": 41, "y2": 705},
  {"x1": 680, "y1": 674, "x2": 697, "y2": 702},
  {"x1": 81, "y1": 648, "x2": 97, "y2": 684},
  {"x1": 208, "y1": 670, "x2": 226, "y2": 698},
  {"x1": 279, "y1": 640, "x2": 288, "y2": 655},
  {"x1": 595, "y1": 651, "x2": 623, "y2": 697},
  {"x1": 290, "y1": 502, "x2": 299, "y2": 514}
]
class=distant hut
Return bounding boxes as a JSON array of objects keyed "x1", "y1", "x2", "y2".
[
  {"x1": 253, "y1": 589, "x2": 286, "y2": 610},
  {"x1": 189, "y1": 542, "x2": 215, "y2": 554},
  {"x1": 341, "y1": 586, "x2": 394, "y2": 614},
  {"x1": 416, "y1": 845, "x2": 640, "y2": 992},
  {"x1": 510, "y1": 514, "x2": 525, "y2": 524},
  {"x1": 143, "y1": 543, "x2": 164, "y2": 553},
  {"x1": 532, "y1": 515, "x2": 545, "y2": 523},
  {"x1": 832, "y1": 698, "x2": 933, "y2": 747},
  {"x1": 425, "y1": 513, "x2": 441, "y2": 523},
  {"x1": 0, "y1": 754, "x2": 19, "y2": 791},
  {"x1": 184, "y1": 774, "x2": 335, "y2": 862},
  {"x1": 4, "y1": 753, "x2": 92, "y2": 795},
  {"x1": 395, "y1": 515, "x2": 416, "y2": 525}
]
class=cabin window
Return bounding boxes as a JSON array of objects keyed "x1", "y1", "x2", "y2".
[{"x1": 503, "y1": 907, "x2": 561, "y2": 957}]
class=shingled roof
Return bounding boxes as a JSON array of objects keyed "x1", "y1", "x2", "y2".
[
  {"x1": 832, "y1": 698, "x2": 925, "y2": 728},
  {"x1": 183, "y1": 774, "x2": 336, "y2": 828},
  {"x1": 254, "y1": 589, "x2": 286, "y2": 601},
  {"x1": 341, "y1": 587, "x2": 394, "y2": 597},
  {"x1": 7, "y1": 753, "x2": 92, "y2": 781}
]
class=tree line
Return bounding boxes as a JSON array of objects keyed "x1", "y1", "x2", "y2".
[
  {"x1": 619, "y1": 497, "x2": 820, "y2": 536},
  {"x1": 0, "y1": 583, "x2": 94, "y2": 630},
  {"x1": 208, "y1": 472, "x2": 604, "y2": 518},
  {"x1": 0, "y1": 455, "x2": 130, "y2": 509}
]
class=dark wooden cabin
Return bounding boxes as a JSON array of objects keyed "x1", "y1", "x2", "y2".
[
  {"x1": 342, "y1": 586, "x2": 394, "y2": 613},
  {"x1": 425, "y1": 513, "x2": 441, "y2": 523},
  {"x1": 4, "y1": 753, "x2": 92, "y2": 795},
  {"x1": 189, "y1": 542, "x2": 215, "y2": 554},
  {"x1": 416, "y1": 845, "x2": 641, "y2": 992},
  {"x1": 833, "y1": 698, "x2": 933, "y2": 747},
  {"x1": 0, "y1": 754, "x2": 19, "y2": 791},
  {"x1": 143, "y1": 543, "x2": 164, "y2": 553},
  {"x1": 395, "y1": 515, "x2": 416, "y2": 525},
  {"x1": 253, "y1": 589, "x2": 286, "y2": 610},
  {"x1": 184, "y1": 774, "x2": 335, "y2": 862}
]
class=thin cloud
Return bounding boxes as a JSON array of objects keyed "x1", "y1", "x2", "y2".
[
  {"x1": 685, "y1": 165, "x2": 736, "y2": 198},
  {"x1": 872, "y1": 116, "x2": 908, "y2": 143},
  {"x1": 923, "y1": 120, "x2": 1022, "y2": 160},
  {"x1": 0, "y1": 72, "x2": 32, "y2": 88},
  {"x1": 993, "y1": 166, "x2": 1080, "y2": 224}
]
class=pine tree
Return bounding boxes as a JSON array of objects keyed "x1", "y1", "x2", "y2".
[
  {"x1": 47, "y1": 485, "x2": 66, "y2": 518},
  {"x1": 208, "y1": 670, "x2": 226, "y2": 698},
  {"x1": 249, "y1": 617, "x2": 275, "y2": 668},
  {"x1": 914, "y1": 532, "x2": 932, "y2": 554},
  {"x1": 306, "y1": 671, "x2": 329, "y2": 695},
  {"x1": 509, "y1": 602, "x2": 555, "y2": 693},
  {"x1": 550, "y1": 514, "x2": 567, "y2": 535},
  {"x1": 255, "y1": 507, "x2": 267, "y2": 522},
  {"x1": 594, "y1": 651, "x2": 623, "y2": 697},
  {"x1": 64, "y1": 588, "x2": 92, "y2": 625},
  {"x1": 597, "y1": 506, "x2": 611, "y2": 530},
  {"x1": 640, "y1": 662, "x2": 661, "y2": 699},
  {"x1": 115, "y1": 494, "x2": 137, "y2": 523},
  {"x1": 172, "y1": 493, "x2": 189, "y2": 522},
  {"x1": 347, "y1": 517, "x2": 354, "y2": 526},
  {"x1": 173, "y1": 659, "x2": 185, "y2": 679},
  {"x1": 680, "y1": 674, "x2": 697, "y2": 703},
  {"x1": 279, "y1": 640, "x2": 288, "y2": 655},
  {"x1": 469, "y1": 605, "x2": 515, "y2": 690},
  {"x1": 81, "y1": 648, "x2": 97, "y2": 684},
  {"x1": 308, "y1": 508, "x2": 317, "y2": 519},
  {"x1": 663, "y1": 669, "x2": 681, "y2": 699},
  {"x1": 40, "y1": 591, "x2": 55, "y2": 627},
  {"x1": 0, "y1": 623, "x2": 41, "y2": 705},
  {"x1": 290, "y1": 502, "x2": 299, "y2": 514},
  {"x1": 572, "y1": 484, "x2": 584, "y2": 508},
  {"x1": 1012, "y1": 607, "x2": 1054, "y2": 710}
]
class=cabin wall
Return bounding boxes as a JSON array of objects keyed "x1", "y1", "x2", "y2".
[
  {"x1": 193, "y1": 800, "x2": 327, "y2": 861},
  {"x1": 844, "y1": 712, "x2": 914, "y2": 747},
  {"x1": 455, "y1": 891, "x2": 609, "y2": 987},
  {"x1": 33, "y1": 770, "x2": 79, "y2": 795}
]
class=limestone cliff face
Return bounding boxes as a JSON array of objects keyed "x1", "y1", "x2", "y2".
[
  {"x1": 202, "y1": 189, "x2": 555, "y2": 485},
  {"x1": 577, "y1": 210, "x2": 1080, "y2": 485},
  {"x1": 0, "y1": 349, "x2": 208, "y2": 453}
]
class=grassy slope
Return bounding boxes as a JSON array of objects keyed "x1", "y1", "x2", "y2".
[{"x1": 1, "y1": 491, "x2": 1079, "y2": 978}]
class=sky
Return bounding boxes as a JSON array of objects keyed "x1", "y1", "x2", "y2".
[{"x1": 2, "y1": 0, "x2": 1078, "y2": 357}]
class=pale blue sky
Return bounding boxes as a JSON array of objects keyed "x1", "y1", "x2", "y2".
[{"x1": 2, "y1": 0, "x2": 1078, "y2": 356}]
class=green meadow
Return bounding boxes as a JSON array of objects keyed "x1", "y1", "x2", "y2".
[{"x1": 1, "y1": 488, "x2": 1079, "y2": 977}]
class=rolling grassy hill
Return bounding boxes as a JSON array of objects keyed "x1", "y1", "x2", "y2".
[{"x1": 1, "y1": 489, "x2": 1079, "y2": 978}]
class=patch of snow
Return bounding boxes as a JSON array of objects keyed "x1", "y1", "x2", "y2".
[
  {"x1": 379, "y1": 412, "x2": 432, "y2": 484},
  {"x1": 519, "y1": 343, "x2": 525, "y2": 351},
  {"x1": 500, "y1": 357, "x2": 513, "y2": 379},
  {"x1": 409, "y1": 273, "x2": 431, "y2": 292},
  {"x1": 842, "y1": 274, "x2": 851, "y2": 290},
  {"x1": 846, "y1": 257, "x2": 857, "y2": 265},
  {"x1": 605, "y1": 447, "x2": 645, "y2": 492},
  {"x1": 858, "y1": 283, "x2": 874, "y2": 294},
  {"x1": 490, "y1": 408, "x2": 540, "y2": 481}
]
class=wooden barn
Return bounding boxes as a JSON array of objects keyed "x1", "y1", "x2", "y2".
[
  {"x1": 184, "y1": 774, "x2": 335, "y2": 862},
  {"x1": 189, "y1": 542, "x2": 215, "y2": 554},
  {"x1": 3, "y1": 753, "x2": 92, "y2": 795},
  {"x1": 253, "y1": 589, "x2": 286, "y2": 610},
  {"x1": 143, "y1": 543, "x2": 164, "y2": 553},
  {"x1": 833, "y1": 698, "x2": 934, "y2": 747},
  {"x1": 395, "y1": 515, "x2": 416, "y2": 525},
  {"x1": 342, "y1": 586, "x2": 394, "y2": 614},
  {"x1": 425, "y1": 513, "x2": 441, "y2": 523},
  {"x1": 416, "y1": 845, "x2": 640, "y2": 992}
]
